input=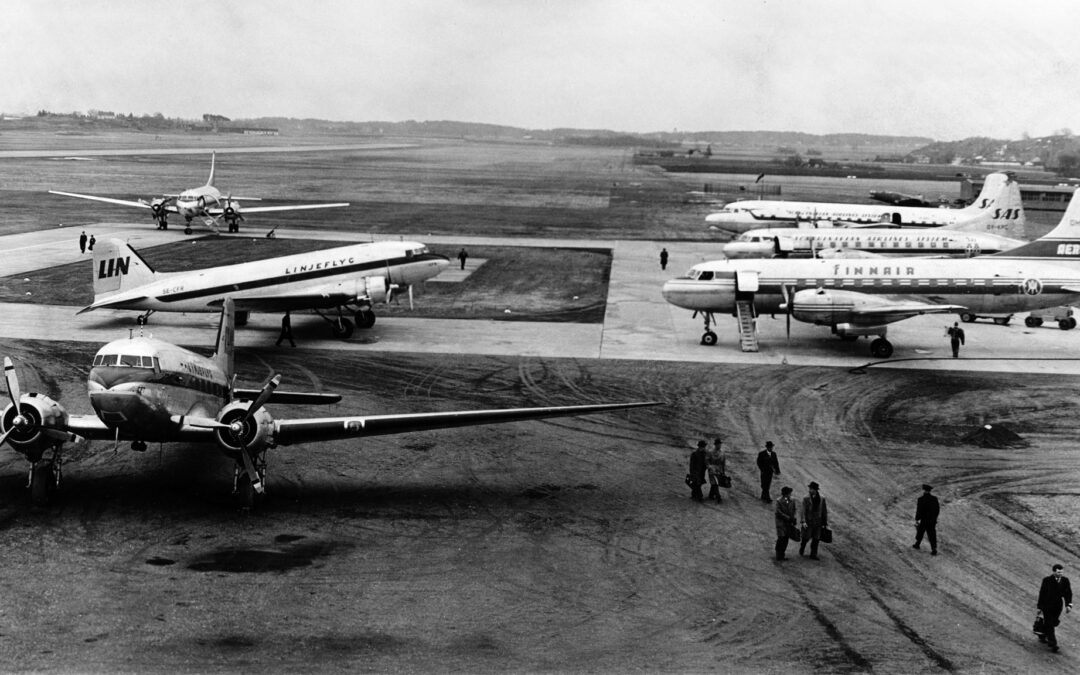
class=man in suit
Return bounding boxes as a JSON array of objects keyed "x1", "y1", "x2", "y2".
[
  {"x1": 799, "y1": 481, "x2": 828, "y2": 560},
  {"x1": 913, "y1": 484, "x2": 940, "y2": 555},
  {"x1": 1037, "y1": 564, "x2": 1073, "y2": 652},
  {"x1": 756, "y1": 441, "x2": 781, "y2": 502},
  {"x1": 688, "y1": 440, "x2": 707, "y2": 503}
]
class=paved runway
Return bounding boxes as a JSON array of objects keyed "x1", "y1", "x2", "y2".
[{"x1": 2, "y1": 223, "x2": 1080, "y2": 374}]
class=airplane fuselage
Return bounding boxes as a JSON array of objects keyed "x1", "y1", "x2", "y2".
[
  {"x1": 175, "y1": 185, "x2": 224, "y2": 221},
  {"x1": 722, "y1": 227, "x2": 1026, "y2": 259},
  {"x1": 662, "y1": 257, "x2": 1080, "y2": 318},
  {"x1": 87, "y1": 337, "x2": 225, "y2": 441},
  {"x1": 705, "y1": 201, "x2": 1004, "y2": 233},
  {"x1": 92, "y1": 240, "x2": 449, "y2": 313}
]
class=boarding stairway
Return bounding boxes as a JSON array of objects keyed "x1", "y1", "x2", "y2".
[{"x1": 735, "y1": 299, "x2": 759, "y2": 352}]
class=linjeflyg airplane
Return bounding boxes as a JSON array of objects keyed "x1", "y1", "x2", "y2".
[
  {"x1": 82, "y1": 237, "x2": 449, "y2": 339},
  {"x1": 720, "y1": 175, "x2": 1026, "y2": 259},
  {"x1": 704, "y1": 172, "x2": 1022, "y2": 234},
  {"x1": 0, "y1": 298, "x2": 658, "y2": 507},
  {"x1": 49, "y1": 152, "x2": 350, "y2": 234},
  {"x1": 663, "y1": 187, "x2": 1080, "y2": 358}
]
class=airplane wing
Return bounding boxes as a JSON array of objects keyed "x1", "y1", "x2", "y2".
[
  {"x1": 232, "y1": 389, "x2": 342, "y2": 405},
  {"x1": 271, "y1": 401, "x2": 660, "y2": 446},
  {"x1": 48, "y1": 190, "x2": 179, "y2": 213},
  {"x1": 842, "y1": 297, "x2": 966, "y2": 325},
  {"x1": 206, "y1": 295, "x2": 358, "y2": 312},
  {"x1": 205, "y1": 202, "x2": 350, "y2": 215},
  {"x1": 65, "y1": 414, "x2": 121, "y2": 440}
]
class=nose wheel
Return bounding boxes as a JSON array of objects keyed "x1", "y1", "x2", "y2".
[{"x1": 697, "y1": 311, "x2": 718, "y2": 346}]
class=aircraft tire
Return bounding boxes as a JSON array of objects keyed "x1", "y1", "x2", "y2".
[
  {"x1": 1025, "y1": 316, "x2": 1042, "y2": 328},
  {"x1": 355, "y1": 310, "x2": 376, "y2": 329},
  {"x1": 29, "y1": 462, "x2": 54, "y2": 507},
  {"x1": 700, "y1": 331, "x2": 718, "y2": 346},
  {"x1": 331, "y1": 318, "x2": 355, "y2": 340},
  {"x1": 869, "y1": 338, "x2": 893, "y2": 358}
]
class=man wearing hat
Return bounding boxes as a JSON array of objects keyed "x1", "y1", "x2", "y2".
[
  {"x1": 774, "y1": 486, "x2": 798, "y2": 561},
  {"x1": 1037, "y1": 563, "x2": 1073, "y2": 652},
  {"x1": 756, "y1": 441, "x2": 781, "y2": 503},
  {"x1": 688, "y1": 440, "x2": 708, "y2": 502},
  {"x1": 913, "y1": 484, "x2": 940, "y2": 555},
  {"x1": 799, "y1": 481, "x2": 828, "y2": 560}
]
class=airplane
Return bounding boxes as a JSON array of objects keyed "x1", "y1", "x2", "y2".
[
  {"x1": 0, "y1": 298, "x2": 658, "y2": 507},
  {"x1": 662, "y1": 186, "x2": 1080, "y2": 358},
  {"x1": 82, "y1": 237, "x2": 449, "y2": 339},
  {"x1": 704, "y1": 172, "x2": 1021, "y2": 234},
  {"x1": 868, "y1": 190, "x2": 932, "y2": 208},
  {"x1": 48, "y1": 152, "x2": 350, "y2": 235},
  {"x1": 720, "y1": 182, "x2": 1026, "y2": 259}
]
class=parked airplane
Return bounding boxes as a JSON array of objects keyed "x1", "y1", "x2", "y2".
[
  {"x1": 704, "y1": 172, "x2": 1021, "y2": 234},
  {"x1": 48, "y1": 152, "x2": 349, "y2": 234},
  {"x1": 868, "y1": 190, "x2": 932, "y2": 208},
  {"x1": 83, "y1": 237, "x2": 449, "y2": 338},
  {"x1": 720, "y1": 187, "x2": 1026, "y2": 259},
  {"x1": 663, "y1": 187, "x2": 1080, "y2": 358},
  {"x1": 0, "y1": 298, "x2": 658, "y2": 506}
]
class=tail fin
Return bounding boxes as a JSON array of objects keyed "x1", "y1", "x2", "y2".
[
  {"x1": 951, "y1": 174, "x2": 1025, "y2": 237},
  {"x1": 993, "y1": 188, "x2": 1080, "y2": 259},
  {"x1": 206, "y1": 151, "x2": 216, "y2": 187},
  {"x1": 92, "y1": 238, "x2": 156, "y2": 298},
  {"x1": 212, "y1": 297, "x2": 235, "y2": 381}
]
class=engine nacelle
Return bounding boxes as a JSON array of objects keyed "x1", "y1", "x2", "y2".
[
  {"x1": 0, "y1": 393, "x2": 71, "y2": 459},
  {"x1": 359, "y1": 275, "x2": 389, "y2": 305},
  {"x1": 213, "y1": 401, "x2": 275, "y2": 456},
  {"x1": 791, "y1": 288, "x2": 868, "y2": 326}
]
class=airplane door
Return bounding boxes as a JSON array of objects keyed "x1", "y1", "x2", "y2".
[{"x1": 735, "y1": 270, "x2": 759, "y2": 293}]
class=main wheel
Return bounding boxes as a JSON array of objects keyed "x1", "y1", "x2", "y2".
[
  {"x1": 355, "y1": 310, "x2": 376, "y2": 329},
  {"x1": 330, "y1": 318, "x2": 355, "y2": 339},
  {"x1": 869, "y1": 338, "x2": 893, "y2": 358},
  {"x1": 1025, "y1": 316, "x2": 1042, "y2": 328},
  {"x1": 960, "y1": 313, "x2": 976, "y2": 323},
  {"x1": 29, "y1": 462, "x2": 55, "y2": 507},
  {"x1": 700, "y1": 331, "x2": 718, "y2": 346}
]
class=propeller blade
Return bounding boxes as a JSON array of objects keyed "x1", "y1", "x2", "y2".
[
  {"x1": 408, "y1": 285, "x2": 414, "y2": 311},
  {"x1": 239, "y1": 447, "x2": 264, "y2": 494},
  {"x1": 0, "y1": 427, "x2": 14, "y2": 447},
  {"x1": 244, "y1": 374, "x2": 281, "y2": 421},
  {"x1": 4, "y1": 357, "x2": 21, "y2": 410}
]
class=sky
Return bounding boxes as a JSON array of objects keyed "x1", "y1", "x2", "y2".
[{"x1": 2, "y1": 0, "x2": 1078, "y2": 141}]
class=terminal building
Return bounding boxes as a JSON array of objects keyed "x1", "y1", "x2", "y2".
[{"x1": 962, "y1": 178, "x2": 1077, "y2": 214}]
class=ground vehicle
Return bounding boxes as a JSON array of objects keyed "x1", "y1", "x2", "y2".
[
  {"x1": 1024, "y1": 306, "x2": 1077, "y2": 330},
  {"x1": 959, "y1": 312, "x2": 1013, "y2": 326}
]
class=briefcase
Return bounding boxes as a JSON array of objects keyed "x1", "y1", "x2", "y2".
[
  {"x1": 1033, "y1": 615, "x2": 1046, "y2": 635},
  {"x1": 719, "y1": 474, "x2": 732, "y2": 488},
  {"x1": 820, "y1": 526, "x2": 833, "y2": 544}
]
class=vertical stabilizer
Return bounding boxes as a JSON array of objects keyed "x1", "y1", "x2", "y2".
[
  {"x1": 92, "y1": 238, "x2": 156, "y2": 298},
  {"x1": 993, "y1": 188, "x2": 1080, "y2": 259},
  {"x1": 206, "y1": 151, "x2": 216, "y2": 187},
  {"x1": 951, "y1": 173, "x2": 1025, "y2": 237},
  {"x1": 213, "y1": 297, "x2": 235, "y2": 381}
]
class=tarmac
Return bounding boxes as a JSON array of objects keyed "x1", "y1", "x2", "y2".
[{"x1": 3, "y1": 222, "x2": 1080, "y2": 375}]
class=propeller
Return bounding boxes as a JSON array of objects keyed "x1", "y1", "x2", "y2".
[
  {"x1": 227, "y1": 373, "x2": 281, "y2": 495},
  {"x1": 780, "y1": 285, "x2": 794, "y2": 342},
  {"x1": 0, "y1": 357, "x2": 25, "y2": 447}
]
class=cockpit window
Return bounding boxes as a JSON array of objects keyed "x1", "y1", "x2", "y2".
[
  {"x1": 95, "y1": 354, "x2": 118, "y2": 366},
  {"x1": 692, "y1": 270, "x2": 715, "y2": 281}
]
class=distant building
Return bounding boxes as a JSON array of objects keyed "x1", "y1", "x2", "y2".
[{"x1": 962, "y1": 178, "x2": 1077, "y2": 212}]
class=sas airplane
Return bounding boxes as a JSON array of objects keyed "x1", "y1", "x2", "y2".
[
  {"x1": 0, "y1": 298, "x2": 658, "y2": 507},
  {"x1": 49, "y1": 152, "x2": 350, "y2": 234},
  {"x1": 83, "y1": 237, "x2": 449, "y2": 339},
  {"x1": 704, "y1": 172, "x2": 1021, "y2": 234},
  {"x1": 663, "y1": 187, "x2": 1080, "y2": 358},
  {"x1": 721, "y1": 178, "x2": 1025, "y2": 259}
]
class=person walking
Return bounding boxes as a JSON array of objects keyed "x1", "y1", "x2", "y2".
[
  {"x1": 457, "y1": 248, "x2": 468, "y2": 270},
  {"x1": 756, "y1": 441, "x2": 781, "y2": 502},
  {"x1": 88, "y1": 234, "x2": 96, "y2": 252},
  {"x1": 1037, "y1": 564, "x2": 1073, "y2": 652},
  {"x1": 946, "y1": 322, "x2": 965, "y2": 358},
  {"x1": 799, "y1": 481, "x2": 828, "y2": 560},
  {"x1": 774, "y1": 486, "x2": 798, "y2": 561},
  {"x1": 688, "y1": 440, "x2": 707, "y2": 503},
  {"x1": 276, "y1": 312, "x2": 296, "y2": 347},
  {"x1": 913, "y1": 484, "x2": 940, "y2": 555},
  {"x1": 705, "y1": 437, "x2": 727, "y2": 503},
  {"x1": 659, "y1": 248, "x2": 669, "y2": 271},
  {"x1": 79, "y1": 231, "x2": 87, "y2": 254}
]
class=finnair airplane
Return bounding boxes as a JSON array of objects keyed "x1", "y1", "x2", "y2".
[
  {"x1": 49, "y1": 152, "x2": 349, "y2": 234},
  {"x1": 704, "y1": 172, "x2": 1022, "y2": 234},
  {"x1": 663, "y1": 187, "x2": 1080, "y2": 358},
  {"x1": 1, "y1": 298, "x2": 657, "y2": 507},
  {"x1": 83, "y1": 237, "x2": 449, "y2": 338}
]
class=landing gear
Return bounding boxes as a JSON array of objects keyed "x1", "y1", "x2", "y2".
[
  {"x1": 184, "y1": 216, "x2": 193, "y2": 236},
  {"x1": 355, "y1": 309, "x2": 376, "y2": 329},
  {"x1": 131, "y1": 440, "x2": 147, "y2": 452},
  {"x1": 233, "y1": 455, "x2": 267, "y2": 510},
  {"x1": 28, "y1": 447, "x2": 63, "y2": 506},
  {"x1": 330, "y1": 318, "x2": 354, "y2": 339},
  {"x1": 697, "y1": 311, "x2": 718, "y2": 346},
  {"x1": 869, "y1": 338, "x2": 893, "y2": 358}
]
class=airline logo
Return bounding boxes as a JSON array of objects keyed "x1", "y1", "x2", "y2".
[
  {"x1": 991, "y1": 208, "x2": 1022, "y2": 220},
  {"x1": 1023, "y1": 279, "x2": 1043, "y2": 295},
  {"x1": 98, "y1": 256, "x2": 130, "y2": 279},
  {"x1": 1056, "y1": 244, "x2": 1080, "y2": 256}
]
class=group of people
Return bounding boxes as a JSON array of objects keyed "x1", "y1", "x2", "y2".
[
  {"x1": 686, "y1": 438, "x2": 728, "y2": 503},
  {"x1": 78, "y1": 230, "x2": 95, "y2": 253}
]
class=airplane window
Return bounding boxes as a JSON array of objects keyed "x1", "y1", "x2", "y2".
[
  {"x1": 698, "y1": 271, "x2": 714, "y2": 281},
  {"x1": 98, "y1": 354, "x2": 118, "y2": 366},
  {"x1": 92, "y1": 355, "x2": 103, "y2": 366},
  {"x1": 140, "y1": 356, "x2": 154, "y2": 368},
  {"x1": 120, "y1": 354, "x2": 141, "y2": 367}
]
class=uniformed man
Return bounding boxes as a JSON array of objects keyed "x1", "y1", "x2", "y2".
[{"x1": 913, "y1": 484, "x2": 940, "y2": 555}]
